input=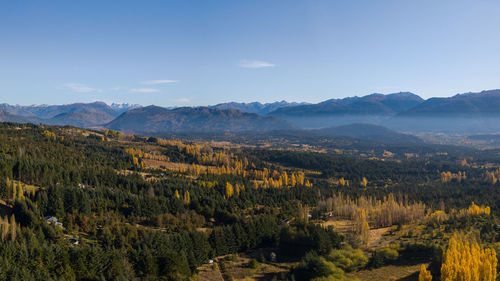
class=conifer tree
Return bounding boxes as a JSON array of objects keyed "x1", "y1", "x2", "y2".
[
  {"x1": 5, "y1": 178, "x2": 11, "y2": 199},
  {"x1": 10, "y1": 214, "x2": 16, "y2": 241},
  {"x1": 0, "y1": 216, "x2": 8, "y2": 241},
  {"x1": 12, "y1": 183, "x2": 17, "y2": 201}
]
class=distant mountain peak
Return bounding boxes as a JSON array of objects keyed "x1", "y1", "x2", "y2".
[
  {"x1": 269, "y1": 92, "x2": 424, "y2": 117},
  {"x1": 210, "y1": 100, "x2": 309, "y2": 115},
  {"x1": 400, "y1": 89, "x2": 500, "y2": 117},
  {"x1": 0, "y1": 101, "x2": 141, "y2": 127}
]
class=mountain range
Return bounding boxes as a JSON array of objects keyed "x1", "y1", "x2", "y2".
[
  {"x1": 267, "y1": 92, "x2": 425, "y2": 128},
  {"x1": 0, "y1": 102, "x2": 140, "y2": 127},
  {"x1": 270, "y1": 92, "x2": 423, "y2": 116},
  {"x1": 400, "y1": 90, "x2": 500, "y2": 117},
  {"x1": 3, "y1": 89, "x2": 500, "y2": 136},
  {"x1": 210, "y1": 101, "x2": 309, "y2": 115},
  {"x1": 106, "y1": 106, "x2": 296, "y2": 134}
]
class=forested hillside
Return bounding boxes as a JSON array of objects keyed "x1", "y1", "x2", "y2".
[{"x1": 0, "y1": 122, "x2": 499, "y2": 280}]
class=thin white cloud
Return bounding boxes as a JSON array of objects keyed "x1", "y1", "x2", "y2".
[
  {"x1": 63, "y1": 83, "x2": 100, "y2": 93},
  {"x1": 238, "y1": 60, "x2": 276, "y2": 68},
  {"x1": 175, "y1": 98, "x2": 190, "y2": 103},
  {"x1": 142, "y1": 79, "x2": 178, "y2": 85},
  {"x1": 130, "y1": 88, "x2": 160, "y2": 93}
]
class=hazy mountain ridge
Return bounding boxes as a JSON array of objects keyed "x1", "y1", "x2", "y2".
[
  {"x1": 313, "y1": 123, "x2": 422, "y2": 143},
  {"x1": 0, "y1": 108, "x2": 40, "y2": 123},
  {"x1": 211, "y1": 101, "x2": 309, "y2": 115},
  {"x1": 0, "y1": 102, "x2": 114, "y2": 119},
  {"x1": 270, "y1": 92, "x2": 423, "y2": 116},
  {"x1": 3, "y1": 89, "x2": 500, "y2": 134},
  {"x1": 106, "y1": 106, "x2": 296, "y2": 134},
  {"x1": 400, "y1": 89, "x2": 500, "y2": 117},
  {"x1": 0, "y1": 102, "x2": 141, "y2": 127}
]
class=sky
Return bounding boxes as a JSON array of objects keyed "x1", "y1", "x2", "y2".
[{"x1": 1, "y1": 0, "x2": 500, "y2": 107}]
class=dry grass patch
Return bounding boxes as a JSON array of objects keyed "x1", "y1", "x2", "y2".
[
  {"x1": 346, "y1": 264, "x2": 422, "y2": 281},
  {"x1": 195, "y1": 263, "x2": 224, "y2": 281},
  {"x1": 321, "y1": 219, "x2": 396, "y2": 249},
  {"x1": 142, "y1": 159, "x2": 194, "y2": 170},
  {"x1": 196, "y1": 255, "x2": 291, "y2": 281}
]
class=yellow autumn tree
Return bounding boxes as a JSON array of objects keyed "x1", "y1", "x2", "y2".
[
  {"x1": 457, "y1": 202, "x2": 491, "y2": 217},
  {"x1": 0, "y1": 215, "x2": 17, "y2": 241},
  {"x1": 338, "y1": 177, "x2": 346, "y2": 186},
  {"x1": 290, "y1": 173, "x2": 296, "y2": 187},
  {"x1": 225, "y1": 182, "x2": 234, "y2": 198},
  {"x1": 183, "y1": 190, "x2": 190, "y2": 204},
  {"x1": 354, "y1": 208, "x2": 369, "y2": 246},
  {"x1": 174, "y1": 190, "x2": 180, "y2": 199},
  {"x1": 17, "y1": 183, "x2": 25, "y2": 200},
  {"x1": 304, "y1": 179, "x2": 313, "y2": 187},
  {"x1": 42, "y1": 130, "x2": 57, "y2": 141},
  {"x1": 132, "y1": 156, "x2": 139, "y2": 167},
  {"x1": 419, "y1": 264, "x2": 432, "y2": 281},
  {"x1": 441, "y1": 233, "x2": 497, "y2": 281},
  {"x1": 360, "y1": 177, "x2": 368, "y2": 187},
  {"x1": 281, "y1": 171, "x2": 288, "y2": 186}
]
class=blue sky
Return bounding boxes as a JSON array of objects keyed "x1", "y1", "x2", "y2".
[{"x1": 1, "y1": 0, "x2": 500, "y2": 106}]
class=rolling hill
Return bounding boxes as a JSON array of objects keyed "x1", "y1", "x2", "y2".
[{"x1": 313, "y1": 123, "x2": 422, "y2": 143}]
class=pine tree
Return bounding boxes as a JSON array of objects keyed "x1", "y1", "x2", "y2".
[
  {"x1": 12, "y1": 183, "x2": 17, "y2": 201},
  {"x1": 0, "y1": 216, "x2": 8, "y2": 241},
  {"x1": 10, "y1": 214, "x2": 16, "y2": 241},
  {"x1": 5, "y1": 178, "x2": 11, "y2": 199}
]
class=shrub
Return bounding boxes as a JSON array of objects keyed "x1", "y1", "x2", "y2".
[
  {"x1": 294, "y1": 252, "x2": 347, "y2": 281},
  {"x1": 369, "y1": 245, "x2": 399, "y2": 268},
  {"x1": 247, "y1": 259, "x2": 259, "y2": 269},
  {"x1": 326, "y1": 245, "x2": 368, "y2": 272}
]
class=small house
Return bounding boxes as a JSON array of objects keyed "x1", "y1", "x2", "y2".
[{"x1": 45, "y1": 216, "x2": 58, "y2": 224}]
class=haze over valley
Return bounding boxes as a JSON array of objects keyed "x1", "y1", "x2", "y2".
[{"x1": 3, "y1": 89, "x2": 500, "y2": 147}]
